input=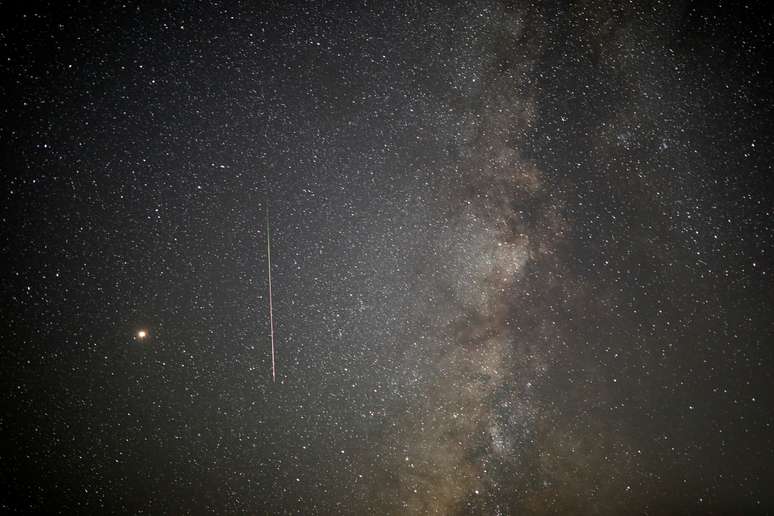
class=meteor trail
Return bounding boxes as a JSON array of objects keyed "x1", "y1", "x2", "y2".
[{"x1": 266, "y1": 202, "x2": 276, "y2": 383}]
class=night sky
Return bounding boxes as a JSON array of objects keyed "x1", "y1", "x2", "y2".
[{"x1": 2, "y1": 1, "x2": 773, "y2": 514}]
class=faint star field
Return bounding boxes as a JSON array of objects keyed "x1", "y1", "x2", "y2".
[{"x1": 1, "y1": 1, "x2": 773, "y2": 514}]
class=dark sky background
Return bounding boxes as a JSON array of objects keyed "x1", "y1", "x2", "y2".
[{"x1": 2, "y1": 1, "x2": 773, "y2": 514}]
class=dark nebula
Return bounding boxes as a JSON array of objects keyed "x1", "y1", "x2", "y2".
[{"x1": 2, "y1": 1, "x2": 773, "y2": 514}]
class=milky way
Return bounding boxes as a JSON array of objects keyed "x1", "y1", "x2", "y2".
[{"x1": 2, "y1": 1, "x2": 773, "y2": 514}]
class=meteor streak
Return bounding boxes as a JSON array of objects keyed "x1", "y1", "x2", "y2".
[{"x1": 266, "y1": 202, "x2": 276, "y2": 383}]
